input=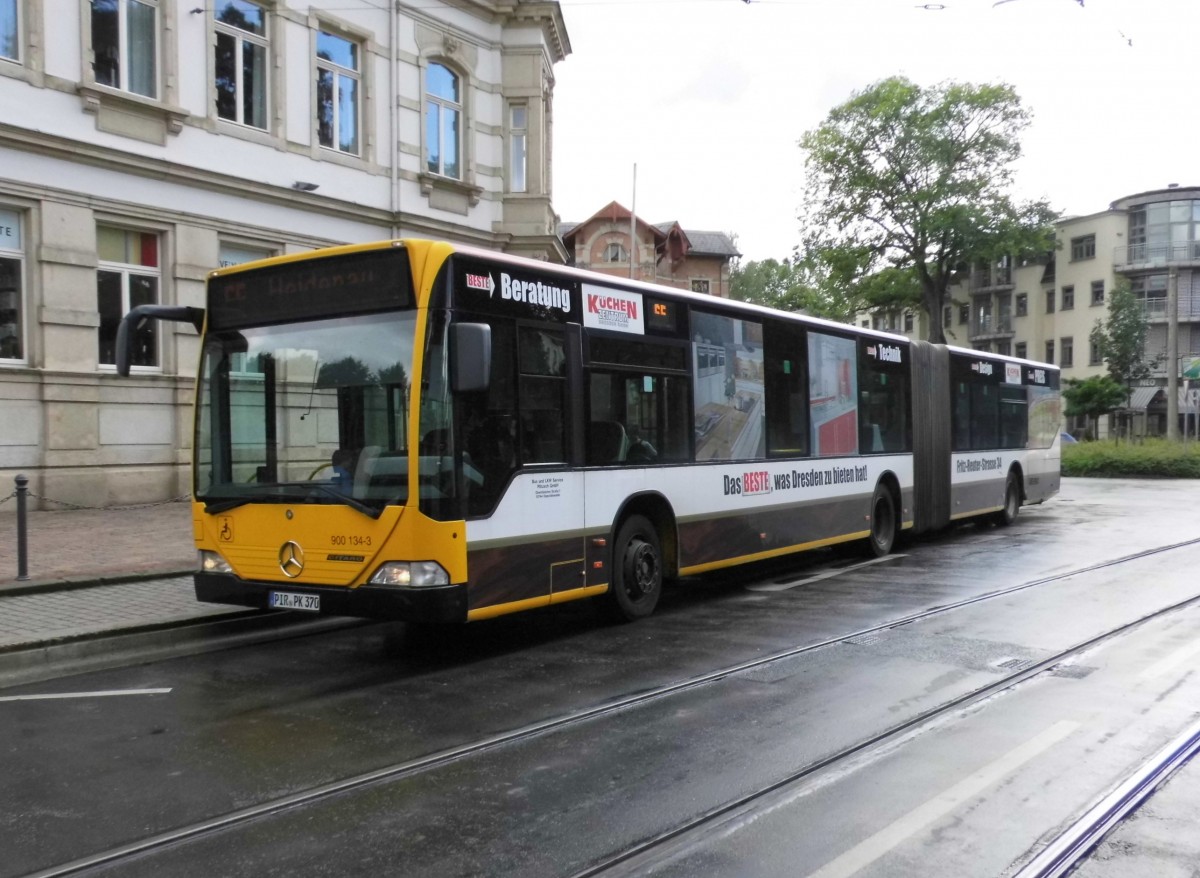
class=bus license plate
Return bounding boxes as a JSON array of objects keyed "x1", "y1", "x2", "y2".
[{"x1": 270, "y1": 591, "x2": 320, "y2": 612}]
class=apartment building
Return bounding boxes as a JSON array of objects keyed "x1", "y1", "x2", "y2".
[
  {"x1": 0, "y1": 1, "x2": 569, "y2": 507},
  {"x1": 869, "y1": 186, "x2": 1200, "y2": 437},
  {"x1": 561, "y1": 201, "x2": 740, "y2": 297}
]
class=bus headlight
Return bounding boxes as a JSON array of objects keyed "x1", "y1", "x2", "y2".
[
  {"x1": 370, "y1": 561, "x2": 450, "y2": 587},
  {"x1": 199, "y1": 550, "x2": 233, "y2": 574}
]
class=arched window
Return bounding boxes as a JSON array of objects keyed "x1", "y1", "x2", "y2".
[
  {"x1": 605, "y1": 242, "x2": 627, "y2": 263},
  {"x1": 425, "y1": 63, "x2": 461, "y2": 179}
]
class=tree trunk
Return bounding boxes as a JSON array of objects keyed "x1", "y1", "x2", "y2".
[{"x1": 922, "y1": 282, "x2": 946, "y2": 345}]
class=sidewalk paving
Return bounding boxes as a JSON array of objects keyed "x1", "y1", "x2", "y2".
[
  {"x1": 0, "y1": 500, "x2": 228, "y2": 653},
  {"x1": 0, "y1": 499, "x2": 196, "y2": 590}
]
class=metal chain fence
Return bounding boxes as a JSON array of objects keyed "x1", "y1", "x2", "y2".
[
  {"x1": 0, "y1": 490, "x2": 188, "y2": 511},
  {"x1": 3, "y1": 475, "x2": 188, "y2": 581}
]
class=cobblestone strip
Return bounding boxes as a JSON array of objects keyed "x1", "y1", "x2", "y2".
[{"x1": 0, "y1": 577, "x2": 236, "y2": 651}]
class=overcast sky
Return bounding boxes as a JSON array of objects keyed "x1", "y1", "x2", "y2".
[{"x1": 552, "y1": 0, "x2": 1196, "y2": 262}]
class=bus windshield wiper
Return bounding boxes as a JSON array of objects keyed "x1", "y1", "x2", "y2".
[
  {"x1": 201, "y1": 485, "x2": 382, "y2": 519},
  {"x1": 202, "y1": 496, "x2": 253, "y2": 513},
  {"x1": 302, "y1": 483, "x2": 383, "y2": 520}
]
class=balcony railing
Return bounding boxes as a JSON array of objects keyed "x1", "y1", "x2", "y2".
[
  {"x1": 1141, "y1": 297, "x2": 1169, "y2": 318},
  {"x1": 1114, "y1": 241, "x2": 1200, "y2": 267},
  {"x1": 972, "y1": 268, "x2": 1013, "y2": 289},
  {"x1": 969, "y1": 315, "x2": 1013, "y2": 339}
]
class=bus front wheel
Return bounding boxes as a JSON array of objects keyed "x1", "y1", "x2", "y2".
[
  {"x1": 605, "y1": 515, "x2": 663, "y2": 622},
  {"x1": 868, "y1": 483, "x2": 896, "y2": 558}
]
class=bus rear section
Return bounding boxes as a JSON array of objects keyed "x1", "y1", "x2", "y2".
[{"x1": 910, "y1": 342, "x2": 1061, "y2": 534}]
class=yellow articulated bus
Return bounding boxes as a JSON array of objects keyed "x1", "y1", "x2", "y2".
[{"x1": 116, "y1": 239, "x2": 1061, "y2": 624}]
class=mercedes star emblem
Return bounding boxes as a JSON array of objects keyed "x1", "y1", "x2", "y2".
[{"x1": 278, "y1": 541, "x2": 305, "y2": 578}]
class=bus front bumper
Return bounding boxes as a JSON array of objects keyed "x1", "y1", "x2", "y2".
[{"x1": 194, "y1": 572, "x2": 468, "y2": 624}]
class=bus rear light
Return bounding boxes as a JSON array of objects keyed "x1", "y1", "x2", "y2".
[
  {"x1": 370, "y1": 561, "x2": 450, "y2": 588},
  {"x1": 593, "y1": 561, "x2": 604, "y2": 569},
  {"x1": 199, "y1": 551, "x2": 233, "y2": 574},
  {"x1": 592, "y1": 538, "x2": 607, "y2": 547}
]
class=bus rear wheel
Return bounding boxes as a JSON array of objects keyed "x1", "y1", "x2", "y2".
[
  {"x1": 605, "y1": 515, "x2": 663, "y2": 622},
  {"x1": 992, "y1": 471, "x2": 1021, "y2": 526},
  {"x1": 868, "y1": 483, "x2": 896, "y2": 558}
]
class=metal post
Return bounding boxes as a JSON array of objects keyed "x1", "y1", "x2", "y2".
[
  {"x1": 1167, "y1": 267, "x2": 1179, "y2": 440},
  {"x1": 630, "y1": 163, "x2": 637, "y2": 281},
  {"x1": 15, "y1": 474, "x2": 28, "y2": 581}
]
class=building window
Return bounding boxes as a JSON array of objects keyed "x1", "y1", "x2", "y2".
[
  {"x1": 218, "y1": 242, "x2": 273, "y2": 267},
  {"x1": 943, "y1": 307, "x2": 951, "y2": 328},
  {"x1": 91, "y1": 0, "x2": 159, "y2": 98},
  {"x1": 975, "y1": 300, "x2": 992, "y2": 334},
  {"x1": 1015, "y1": 342, "x2": 1027, "y2": 360},
  {"x1": 0, "y1": 208, "x2": 24, "y2": 362},
  {"x1": 1061, "y1": 336, "x2": 1073, "y2": 368},
  {"x1": 1, "y1": 0, "x2": 19, "y2": 62},
  {"x1": 1070, "y1": 235, "x2": 1095, "y2": 261},
  {"x1": 1044, "y1": 340, "x2": 1055, "y2": 365},
  {"x1": 904, "y1": 311, "x2": 913, "y2": 332},
  {"x1": 604, "y1": 242, "x2": 627, "y2": 263},
  {"x1": 509, "y1": 103, "x2": 527, "y2": 193},
  {"x1": 958, "y1": 303, "x2": 969, "y2": 325},
  {"x1": 215, "y1": 0, "x2": 267, "y2": 130},
  {"x1": 425, "y1": 62, "x2": 460, "y2": 179},
  {"x1": 997, "y1": 341, "x2": 1011, "y2": 356},
  {"x1": 1089, "y1": 339, "x2": 1102, "y2": 366},
  {"x1": 862, "y1": 320, "x2": 870, "y2": 329},
  {"x1": 1061, "y1": 285, "x2": 1074, "y2": 310},
  {"x1": 1015, "y1": 293, "x2": 1027, "y2": 317},
  {"x1": 691, "y1": 279, "x2": 711, "y2": 294},
  {"x1": 1091, "y1": 280, "x2": 1105, "y2": 306},
  {"x1": 1046, "y1": 289, "x2": 1055, "y2": 314},
  {"x1": 316, "y1": 29, "x2": 359, "y2": 155},
  {"x1": 1131, "y1": 274, "x2": 1169, "y2": 317},
  {"x1": 97, "y1": 226, "x2": 160, "y2": 369}
]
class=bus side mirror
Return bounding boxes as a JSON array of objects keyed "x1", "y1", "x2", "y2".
[
  {"x1": 115, "y1": 305, "x2": 205, "y2": 376},
  {"x1": 451, "y1": 322, "x2": 491, "y2": 393}
]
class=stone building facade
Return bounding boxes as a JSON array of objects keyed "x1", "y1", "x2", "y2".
[
  {"x1": 0, "y1": 0, "x2": 569, "y2": 507},
  {"x1": 561, "y1": 201, "x2": 740, "y2": 297}
]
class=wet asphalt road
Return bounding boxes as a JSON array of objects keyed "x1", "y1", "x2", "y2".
[{"x1": 4, "y1": 478, "x2": 1200, "y2": 877}]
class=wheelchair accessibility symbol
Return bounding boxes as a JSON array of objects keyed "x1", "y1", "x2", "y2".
[{"x1": 219, "y1": 517, "x2": 233, "y2": 542}]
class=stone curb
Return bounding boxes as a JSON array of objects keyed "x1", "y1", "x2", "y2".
[
  {"x1": 0, "y1": 612, "x2": 360, "y2": 689},
  {"x1": 0, "y1": 569, "x2": 195, "y2": 597}
]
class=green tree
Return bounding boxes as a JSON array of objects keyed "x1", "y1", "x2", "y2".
[
  {"x1": 1090, "y1": 281, "x2": 1157, "y2": 404},
  {"x1": 1062, "y1": 375, "x2": 1127, "y2": 441},
  {"x1": 729, "y1": 258, "x2": 809, "y2": 312},
  {"x1": 798, "y1": 76, "x2": 1057, "y2": 342}
]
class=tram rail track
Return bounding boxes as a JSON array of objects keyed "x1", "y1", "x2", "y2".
[{"x1": 21, "y1": 535, "x2": 1200, "y2": 878}]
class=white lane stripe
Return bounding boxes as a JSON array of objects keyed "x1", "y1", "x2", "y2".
[
  {"x1": 0, "y1": 688, "x2": 172, "y2": 702},
  {"x1": 1138, "y1": 639, "x2": 1200, "y2": 680},
  {"x1": 805, "y1": 721, "x2": 1080, "y2": 878},
  {"x1": 747, "y1": 555, "x2": 907, "y2": 592}
]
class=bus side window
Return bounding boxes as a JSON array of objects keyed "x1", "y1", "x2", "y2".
[
  {"x1": 517, "y1": 326, "x2": 566, "y2": 464},
  {"x1": 460, "y1": 317, "x2": 517, "y2": 517}
]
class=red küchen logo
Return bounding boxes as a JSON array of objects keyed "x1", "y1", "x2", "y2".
[{"x1": 587, "y1": 293, "x2": 638, "y2": 319}]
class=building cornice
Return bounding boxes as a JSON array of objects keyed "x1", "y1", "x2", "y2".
[{"x1": 0, "y1": 123, "x2": 392, "y2": 226}]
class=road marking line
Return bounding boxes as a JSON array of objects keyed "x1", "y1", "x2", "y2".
[
  {"x1": 1138, "y1": 639, "x2": 1200, "y2": 680},
  {"x1": 805, "y1": 720, "x2": 1080, "y2": 878},
  {"x1": 0, "y1": 688, "x2": 172, "y2": 702},
  {"x1": 748, "y1": 555, "x2": 907, "y2": 592}
]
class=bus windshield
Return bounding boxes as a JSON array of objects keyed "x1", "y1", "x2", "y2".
[{"x1": 195, "y1": 311, "x2": 419, "y2": 516}]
